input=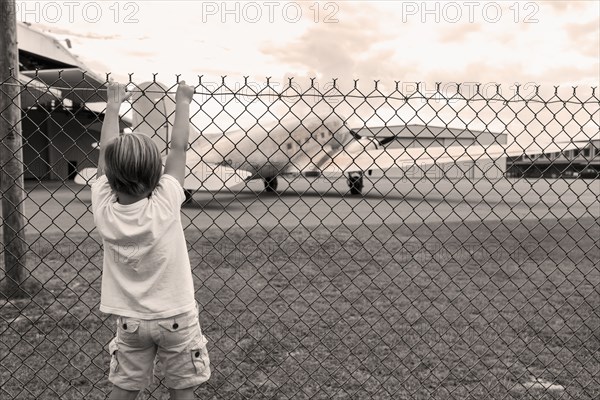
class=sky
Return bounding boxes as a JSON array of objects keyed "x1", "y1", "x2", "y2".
[
  {"x1": 16, "y1": 1, "x2": 599, "y2": 86},
  {"x1": 15, "y1": 0, "x2": 600, "y2": 141}
]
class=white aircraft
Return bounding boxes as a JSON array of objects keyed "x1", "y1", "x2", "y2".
[{"x1": 75, "y1": 81, "x2": 582, "y2": 199}]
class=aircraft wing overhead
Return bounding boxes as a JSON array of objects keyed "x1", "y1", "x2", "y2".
[{"x1": 321, "y1": 141, "x2": 585, "y2": 174}]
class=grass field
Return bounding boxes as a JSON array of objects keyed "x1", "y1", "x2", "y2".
[{"x1": 1, "y1": 216, "x2": 599, "y2": 399}]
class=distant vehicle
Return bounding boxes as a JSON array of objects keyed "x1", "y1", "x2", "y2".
[{"x1": 578, "y1": 167, "x2": 599, "y2": 179}]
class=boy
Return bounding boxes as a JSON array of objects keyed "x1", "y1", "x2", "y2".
[{"x1": 91, "y1": 81, "x2": 210, "y2": 400}]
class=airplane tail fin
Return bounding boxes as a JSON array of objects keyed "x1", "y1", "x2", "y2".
[
  {"x1": 131, "y1": 81, "x2": 201, "y2": 155},
  {"x1": 131, "y1": 81, "x2": 175, "y2": 156}
]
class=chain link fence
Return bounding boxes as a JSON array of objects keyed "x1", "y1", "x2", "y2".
[{"x1": 1, "y1": 72, "x2": 599, "y2": 399}]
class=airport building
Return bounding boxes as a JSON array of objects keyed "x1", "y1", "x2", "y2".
[
  {"x1": 16, "y1": 22, "x2": 113, "y2": 181},
  {"x1": 354, "y1": 125, "x2": 508, "y2": 180},
  {"x1": 507, "y1": 140, "x2": 600, "y2": 179}
]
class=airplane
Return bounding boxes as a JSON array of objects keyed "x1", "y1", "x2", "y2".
[{"x1": 75, "y1": 81, "x2": 584, "y2": 200}]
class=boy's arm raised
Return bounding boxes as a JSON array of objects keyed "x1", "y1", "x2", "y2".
[
  {"x1": 164, "y1": 81, "x2": 195, "y2": 186},
  {"x1": 97, "y1": 82, "x2": 130, "y2": 178}
]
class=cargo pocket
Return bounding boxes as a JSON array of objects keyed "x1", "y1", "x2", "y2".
[
  {"x1": 158, "y1": 312, "x2": 199, "y2": 348},
  {"x1": 108, "y1": 338, "x2": 119, "y2": 373},
  {"x1": 158, "y1": 311, "x2": 198, "y2": 332},
  {"x1": 117, "y1": 317, "x2": 140, "y2": 346},
  {"x1": 190, "y1": 335, "x2": 210, "y2": 378}
]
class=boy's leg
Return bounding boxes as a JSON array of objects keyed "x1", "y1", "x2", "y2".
[
  {"x1": 107, "y1": 318, "x2": 157, "y2": 396},
  {"x1": 168, "y1": 386, "x2": 197, "y2": 400},
  {"x1": 156, "y1": 309, "x2": 211, "y2": 391},
  {"x1": 109, "y1": 385, "x2": 140, "y2": 400}
]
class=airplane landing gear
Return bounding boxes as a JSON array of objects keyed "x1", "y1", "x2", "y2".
[
  {"x1": 264, "y1": 176, "x2": 278, "y2": 193},
  {"x1": 348, "y1": 172, "x2": 363, "y2": 195}
]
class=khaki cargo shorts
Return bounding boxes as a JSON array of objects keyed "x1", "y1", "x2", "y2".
[{"x1": 107, "y1": 307, "x2": 210, "y2": 391}]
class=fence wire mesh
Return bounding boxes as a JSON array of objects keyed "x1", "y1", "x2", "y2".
[{"x1": 1, "y1": 72, "x2": 599, "y2": 400}]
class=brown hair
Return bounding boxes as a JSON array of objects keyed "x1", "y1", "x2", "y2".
[{"x1": 104, "y1": 133, "x2": 162, "y2": 196}]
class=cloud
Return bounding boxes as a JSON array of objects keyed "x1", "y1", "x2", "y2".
[
  {"x1": 259, "y1": 2, "x2": 419, "y2": 92},
  {"x1": 565, "y1": 18, "x2": 600, "y2": 58},
  {"x1": 438, "y1": 23, "x2": 482, "y2": 43},
  {"x1": 33, "y1": 23, "x2": 120, "y2": 40},
  {"x1": 127, "y1": 50, "x2": 157, "y2": 58},
  {"x1": 540, "y1": 0, "x2": 591, "y2": 12},
  {"x1": 262, "y1": 23, "x2": 382, "y2": 76},
  {"x1": 424, "y1": 61, "x2": 600, "y2": 89},
  {"x1": 565, "y1": 19, "x2": 599, "y2": 38},
  {"x1": 536, "y1": 64, "x2": 600, "y2": 86}
]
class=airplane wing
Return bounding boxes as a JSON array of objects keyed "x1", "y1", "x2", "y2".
[
  {"x1": 182, "y1": 161, "x2": 251, "y2": 191},
  {"x1": 74, "y1": 162, "x2": 250, "y2": 192},
  {"x1": 319, "y1": 141, "x2": 586, "y2": 175},
  {"x1": 74, "y1": 167, "x2": 98, "y2": 186}
]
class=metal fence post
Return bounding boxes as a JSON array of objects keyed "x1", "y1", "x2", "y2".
[{"x1": 0, "y1": 0, "x2": 28, "y2": 298}]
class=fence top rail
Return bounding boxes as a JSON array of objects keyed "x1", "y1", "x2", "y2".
[
  {"x1": 3, "y1": 82, "x2": 600, "y2": 106},
  {"x1": 2, "y1": 68, "x2": 599, "y2": 103}
]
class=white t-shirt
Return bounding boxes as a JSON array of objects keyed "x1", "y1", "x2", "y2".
[{"x1": 91, "y1": 174, "x2": 196, "y2": 319}]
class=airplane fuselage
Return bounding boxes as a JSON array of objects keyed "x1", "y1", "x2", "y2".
[{"x1": 191, "y1": 116, "x2": 359, "y2": 178}]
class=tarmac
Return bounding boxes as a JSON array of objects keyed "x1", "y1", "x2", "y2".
[{"x1": 9, "y1": 175, "x2": 599, "y2": 239}]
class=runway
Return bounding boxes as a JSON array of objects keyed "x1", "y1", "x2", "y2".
[{"x1": 13, "y1": 176, "x2": 600, "y2": 239}]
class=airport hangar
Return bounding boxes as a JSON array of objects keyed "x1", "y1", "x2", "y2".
[
  {"x1": 353, "y1": 125, "x2": 508, "y2": 180},
  {"x1": 507, "y1": 140, "x2": 600, "y2": 179},
  {"x1": 15, "y1": 22, "x2": 112, "y2": 181},
  {"x1": 15, "y1": 22, "x2": 508, "y2": 183}
]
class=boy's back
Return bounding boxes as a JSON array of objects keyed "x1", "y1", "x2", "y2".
[{"x1": 92, "y1": 173, "x2": 195, "y2": 319}]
